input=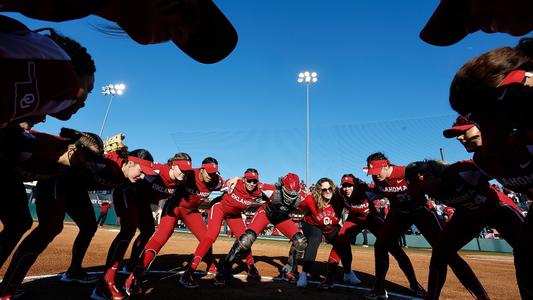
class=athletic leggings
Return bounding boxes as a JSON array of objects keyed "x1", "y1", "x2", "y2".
[
  {"x1": 102, "y1": 183, "x2": 155, "y2": 285},
  {"x1": 0, "y1": 170, "x2": 32, "y2": 269},
  {"x1": 301, "y1": 222, "x2": 348, "y2": 274},
  {"x1": 515, "y1": 208, "x2": 533, "y2": 300},
  {"x1": 247, "y1": 206, "x2": 301, "y2": 239},
  {"x1": 133, "y1": 196, "x2": 213, "y2": 275},
  {"x1": 334, "y1": 215, "x2": 417, "y2": 279},
  {"x1": 0, "y1": 174, "x2": 97, "y2": 296},
  {"x1": 374, "y1": 205, "x2": 487, "y2": 298},
  {"x1": 189, "y1": 201, "x2": 254, "y2": 271},
  {"x1": 428, "y1": 204, "x2": 524, "y2": 299}
]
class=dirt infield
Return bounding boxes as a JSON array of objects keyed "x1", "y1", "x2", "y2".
[{"x1": 0, "y1": 223, "x2": 519, "y2": 299}]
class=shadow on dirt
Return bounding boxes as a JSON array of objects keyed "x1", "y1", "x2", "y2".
[{"x1": 18, "y1": 254, "x2": 419, "y2": 300}]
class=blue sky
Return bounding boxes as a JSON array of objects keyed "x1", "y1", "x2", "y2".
[{"x1": 5, "y1": 1, "x2": 521, "y2": 185}]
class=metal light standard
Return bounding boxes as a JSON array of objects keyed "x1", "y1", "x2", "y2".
[
  {"x1": 100, "y1": 83, "x2": 126, "y2": 137},
  {"x1": 297, "y1": 71, "x2": 318, "y2": 188}
]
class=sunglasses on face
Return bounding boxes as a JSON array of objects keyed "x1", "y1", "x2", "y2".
[
  {"x1": 321, "y1": 187, "x2": 333, "y2": 193},
  {"x1": 341, "y1": 184, "x2": 354, "y2": 188},
  {"x1": 246, "y1": 179, "x2": 258, "y2": 184}
]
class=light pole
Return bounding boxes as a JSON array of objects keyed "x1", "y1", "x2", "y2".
[
  {"x1": 100, "y1": 83, "x2": 126, "y2": 137},
  {"x1": 297, "y1": 71, "x2": 318, "y2": 188}
]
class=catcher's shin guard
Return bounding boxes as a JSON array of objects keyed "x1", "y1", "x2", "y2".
[
  {"x1": 286, "y1": 232, "x2": 307, "y2": 274},
  {"x1": 225, "y1": 229, "x2": 257, "y2": 266}
]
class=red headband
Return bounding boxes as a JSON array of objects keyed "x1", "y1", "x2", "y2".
[
  {"x1": 244, "y1": 171, "x2": 259, "y2": 181},
  {"x1": 341, "y1": 176, "x2": 355, "y2": 185},
  {"x1": 364, "y1": 159, "x2": 389, "y2": 175},
  {"x1": 202, "y1": 163, "x2": 218, "y2": 174},
  {"x1": 497, "y1": 70, "x2": 528, "y2": 88},
  {"x1": 172, "y1": 159, "x2": 192, "y2": 171},
  {"x1": 128, "y1": 156, "x2": 157, "y2": 175}
]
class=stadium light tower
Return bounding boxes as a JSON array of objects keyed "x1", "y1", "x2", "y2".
[
  {"x1": 99, "y1": 83, "x2": 126, "y2": 137},
  {"x1": 297, "y1": 71, "x2": 318, "y2": 188}
]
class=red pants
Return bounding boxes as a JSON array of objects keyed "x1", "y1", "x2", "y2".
[
  {"x1": 189, "y1": 202, "x2": 253, "y2": 270},
  {"x1": 247, "y1": 207, "x2": 300, "y2": 239},
  {"x1": 136, "y1": 197, "x2": 213, "y2": 272}
]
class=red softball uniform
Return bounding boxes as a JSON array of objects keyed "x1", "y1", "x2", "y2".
[
  {"x1": 344, "y1": 190, "x2": 380, "y2": 224},
  {"x1": 246, "y1": 188, "x2": 302, "y2": 239},
  {"x1": 132, "y1": 168, "x2": 222, "y2": 275},
  {"x1": 189, "y1": 180, "x2": 275, "y2": 270},
  {"x1": 220, "y1": 180, "x2": 275, "y2": 215},
  {"x1": 180, "y1": 168, "x2": 223, "y2": 210},
  {"x1": 299, "y1": 194, "x2": 342, "y2": 234},
  {"x1": 246, "y1": 206, "x2": 301, "y2": 239}
]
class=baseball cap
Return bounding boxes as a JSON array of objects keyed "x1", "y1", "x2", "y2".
[
  {"x1": 244, "y1": 170, "x2": 259, "y2": 181},
  {"x1": 364, "y1": 159, "x2": 389, "y2": 176},
  {"x1": 172, "y1": 159, "x2": 193, "y2": 171},
  {"x1": 128, "y1": 156, "x2": 157, "y2": 175},
  {"x1": 420, "y1": 0, "x2": 470, "y2": 46},
  {"x1": 202, "y1": 162, "x2": 219, "y2": 174},
  {"x1": 341, "y1": 176, "x2": 355, "y2": 185},
  {"x1": 442, "y1": 116, "x2": 476, "y2": 138}
]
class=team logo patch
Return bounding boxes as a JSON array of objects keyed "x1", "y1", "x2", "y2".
[{"x1": 13, "y1": 62, "x2": 40, "y2": 119}]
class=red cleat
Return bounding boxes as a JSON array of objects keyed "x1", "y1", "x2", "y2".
[
  {"x1": 124, "y1": 273, "x2": 142, "y2": 296},
  {"x1": 91, "y1": 281, "x2": 127, "y2": 300}
]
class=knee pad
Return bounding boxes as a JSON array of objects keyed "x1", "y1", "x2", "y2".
[
  {"x1": 239, "y1": 229, "x2": 257, "y2": 250},
  {"x1": 290, "y1": 232, "x2": 308, "y2": 253}
]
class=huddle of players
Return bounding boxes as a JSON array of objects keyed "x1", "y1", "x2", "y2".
[{"x1": 2, "y1": 1, "x2": 533, "y2": 300}]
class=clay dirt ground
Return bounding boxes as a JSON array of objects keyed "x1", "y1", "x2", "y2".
[{"x1": 0, "y1": 223, "x2": 519, "y2": 299}]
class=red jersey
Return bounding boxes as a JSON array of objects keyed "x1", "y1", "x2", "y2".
[
  {"x1": 373, "y1": 165, "x2": 425, "y2": 210},
  {"x1": 220, "y1": 179, "x2": 276, "y2": 215},
  {"x1": 299, "y1": 194, "x2": 342, "y2": 230},
  {"x1": 0, "y1": 16, "x2": 80, "y2": 127},
  {"x1": 474, "y1": 133, "x2": 533, "y2": 198},
  {"x1": 180, "y1": 168, "x2": 223, "y2": 210},
  {"x1": 344, "y1": 189, "x2": 379, "y2": 223}
]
